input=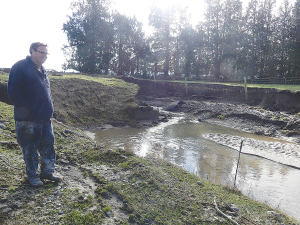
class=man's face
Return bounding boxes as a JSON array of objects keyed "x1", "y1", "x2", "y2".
[{"x1": 31, "y1": 46, "x2": 48, "y2": 66}]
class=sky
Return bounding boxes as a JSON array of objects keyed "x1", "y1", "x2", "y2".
[{"x1": 0, "y1": 0, "x2": 296, "y2": 71}]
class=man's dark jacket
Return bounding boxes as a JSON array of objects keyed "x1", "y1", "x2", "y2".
[{"x1": 7, "y1": 56, "x2": 53, "y2": 121}]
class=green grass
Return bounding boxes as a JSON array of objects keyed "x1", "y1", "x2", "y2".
[
  {"x1": 0, "y1": 72, "x2": 9, "y2": 82},
  {"x1": 0, "y1": 103, "x2": 15, "y2": 136},
  {"x1": 90, "y1": 155, "x2": 297, "y2": 224},
  {"x1": 246, "y1": 83, "x2": 300, "y2": 92},
  {"x1": 50, "y1": 73, "x2": 139, "y2": 90},
  {"x1": 58, "y1": 188, "x2": 104, "y2": 225}
]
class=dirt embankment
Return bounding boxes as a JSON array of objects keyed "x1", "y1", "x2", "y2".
[
  {"x1": 0, "y1": 75, "x2": 164, "y2": 129},
  {"x1": 122, "y1": 77, "x2": 300, "y2": 169},
  {"x1": 123, "y1": 77, "x2": 300, "y2": 113},
  {"x1": 50, "y1": 77, "x2": 139, "y2": 127},
  {"x1": 123, "y1": 77, "x2": 300, "y2": 139}
]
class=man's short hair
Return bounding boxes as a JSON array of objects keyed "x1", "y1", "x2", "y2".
[{"x1": 29, "y1": 42, "x2": 48, "y2": 55}]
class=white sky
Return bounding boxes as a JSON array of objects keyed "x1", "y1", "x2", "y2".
[{"x1": 0, "y1": 0, "x2": 295, "y2": 71}]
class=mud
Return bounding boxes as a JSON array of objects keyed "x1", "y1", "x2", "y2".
[
  {"x1": 0, "y1": 155, "x2": 130, "y2": 224},
  {"x1": 137, "y1": 94, "x2": 300, "y2": 170},
  {"x1": 120, "y1": 78, "x2": 300, "y2": 169},
  {"x1": 123, "y1": 77, "x2": 300, "y2": 113}
]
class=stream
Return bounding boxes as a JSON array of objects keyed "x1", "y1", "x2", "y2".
[{"x1": 85, "y1": 112, "x2": 300, "y2": 221}]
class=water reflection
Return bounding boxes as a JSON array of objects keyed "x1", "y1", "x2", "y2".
[{"x1": 85, "y1": 115, "x2": 300, "y2": 221}]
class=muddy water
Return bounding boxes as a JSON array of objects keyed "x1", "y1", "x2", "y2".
[{"x1": 86, "y1": 114, "x2": 300, "y2": 221}]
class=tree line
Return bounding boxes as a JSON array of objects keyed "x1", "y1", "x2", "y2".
[{"x1": 62, "y1": 0, "x2": 300, "y2": 81}]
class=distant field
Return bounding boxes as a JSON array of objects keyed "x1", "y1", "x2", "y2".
[
  {"x1": 1, "y1": 72, "x2": 300, "y2": 92},
  {"x1": 145, "y1": 78, "x2": 300, "y2": 92}
]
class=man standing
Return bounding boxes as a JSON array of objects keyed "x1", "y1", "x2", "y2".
[{"x1": 8, "y1": 42, "x2": 61, "y2": 187}]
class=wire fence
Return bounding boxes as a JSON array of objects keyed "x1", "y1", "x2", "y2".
[
  {"x1": 246, "y1": 77, "x2": 300, "y2": 85},
  {"x1": 149, "y1": 76, "x2": 300, "y2": 85}
]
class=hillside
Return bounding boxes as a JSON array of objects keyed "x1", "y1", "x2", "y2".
[
  {"x1": 50, "y1": 75, "x2": 140, "y2": 128},
  {"x1": 0, "y1": 73, "x2": 299, "y2": 224}
]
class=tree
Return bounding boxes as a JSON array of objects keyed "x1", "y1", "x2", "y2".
[
  {"x1": 62, "y1": 0, "x2": 112, "y2": 74},
  {"x1": 149, "y1": 6, "x2": 177, "y2": 78},
  {"x1": 61, "y1": 0, "x2": 299, "y2": 80},
  {"x1": 258, "y1": 0, "x2": 276, "y2": 78},
  {"x1": 244, "y1": 0, "x2": 260, "y2": 78},
  {"x1": 112, "y1": 12, "x2": 133, "y2": 75},
  {"x1": 289, "y1": 0, "x2": 300, "y2": 76},
  {"x1": 179, "y1": 26, "x2": 198, "y2": 78},
  {"x1": 173, "y1": 6, "x2": 191, "y2": 79},
  {"x1": 194, "y1": 24, "x2": 210, "y2": 78},
  {"x1": 275, "y1": 0, "x2": 292, "y2": 77},
  {"x1": 204, "y1": 0, "x2": 223, "y2": 79},
  {"x1": 130, "y1": 17, "x2": 147, "y2": 76},
  {"x1": 220, "y1": 0, "x2": 243, "y2": 80}
]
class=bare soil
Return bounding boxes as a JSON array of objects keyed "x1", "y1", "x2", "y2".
[{"x1": 141, "y1": 97, "x2": 300, "y2": 169}]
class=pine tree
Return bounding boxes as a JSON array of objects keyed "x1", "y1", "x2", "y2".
[
  {"x1": 275, "y1": 0, "x2": 292, "y2": 77},
  {"x1": 289, "y1": 0, "x2": 300, "y2": 76},
  {"x1": 62, "y1": 0, "x2": 112, "y2": 74}
]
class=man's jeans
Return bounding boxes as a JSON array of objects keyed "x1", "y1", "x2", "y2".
[{"x1": 16, "y1": 119, "x2": 56, "y2": 181}]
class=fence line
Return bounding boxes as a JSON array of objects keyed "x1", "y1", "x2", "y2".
[{"x1": 147, "y1": 76, "x2": 300, "y2": 85}]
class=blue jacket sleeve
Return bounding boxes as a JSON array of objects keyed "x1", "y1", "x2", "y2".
[{"x1": 7, "y1": 62, "x2": 30, "y2": 108}]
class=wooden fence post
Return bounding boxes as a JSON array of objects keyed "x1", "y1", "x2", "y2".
[
  {"x1": 185, "y1": 77, "x2": 188, "y2": 95},
  {"x1": 244, "y1": 78, "x2": 248, "y2": 101},
  {"x1": 234, "y1": 140, "x2": 243, "y2": 188}
]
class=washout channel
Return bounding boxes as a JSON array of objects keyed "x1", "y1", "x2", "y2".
[{"x1": 85, "y1": 109, "x2": 300, "y2": 222}]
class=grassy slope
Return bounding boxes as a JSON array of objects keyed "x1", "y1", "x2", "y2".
[
  {"x1": 49, "y1": 74, "x2": 140, "y2": 127},
  {"x1": 0, "y1": 72, "x2": 299, "y2": 224}
]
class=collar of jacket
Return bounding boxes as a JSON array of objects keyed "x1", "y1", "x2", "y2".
[
  {"x1": 25, "y1": 56, "x2": 45, "y2": 71},
  {"x1": 26, "y1": 56, "x2": 46, "y2": 78}
]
